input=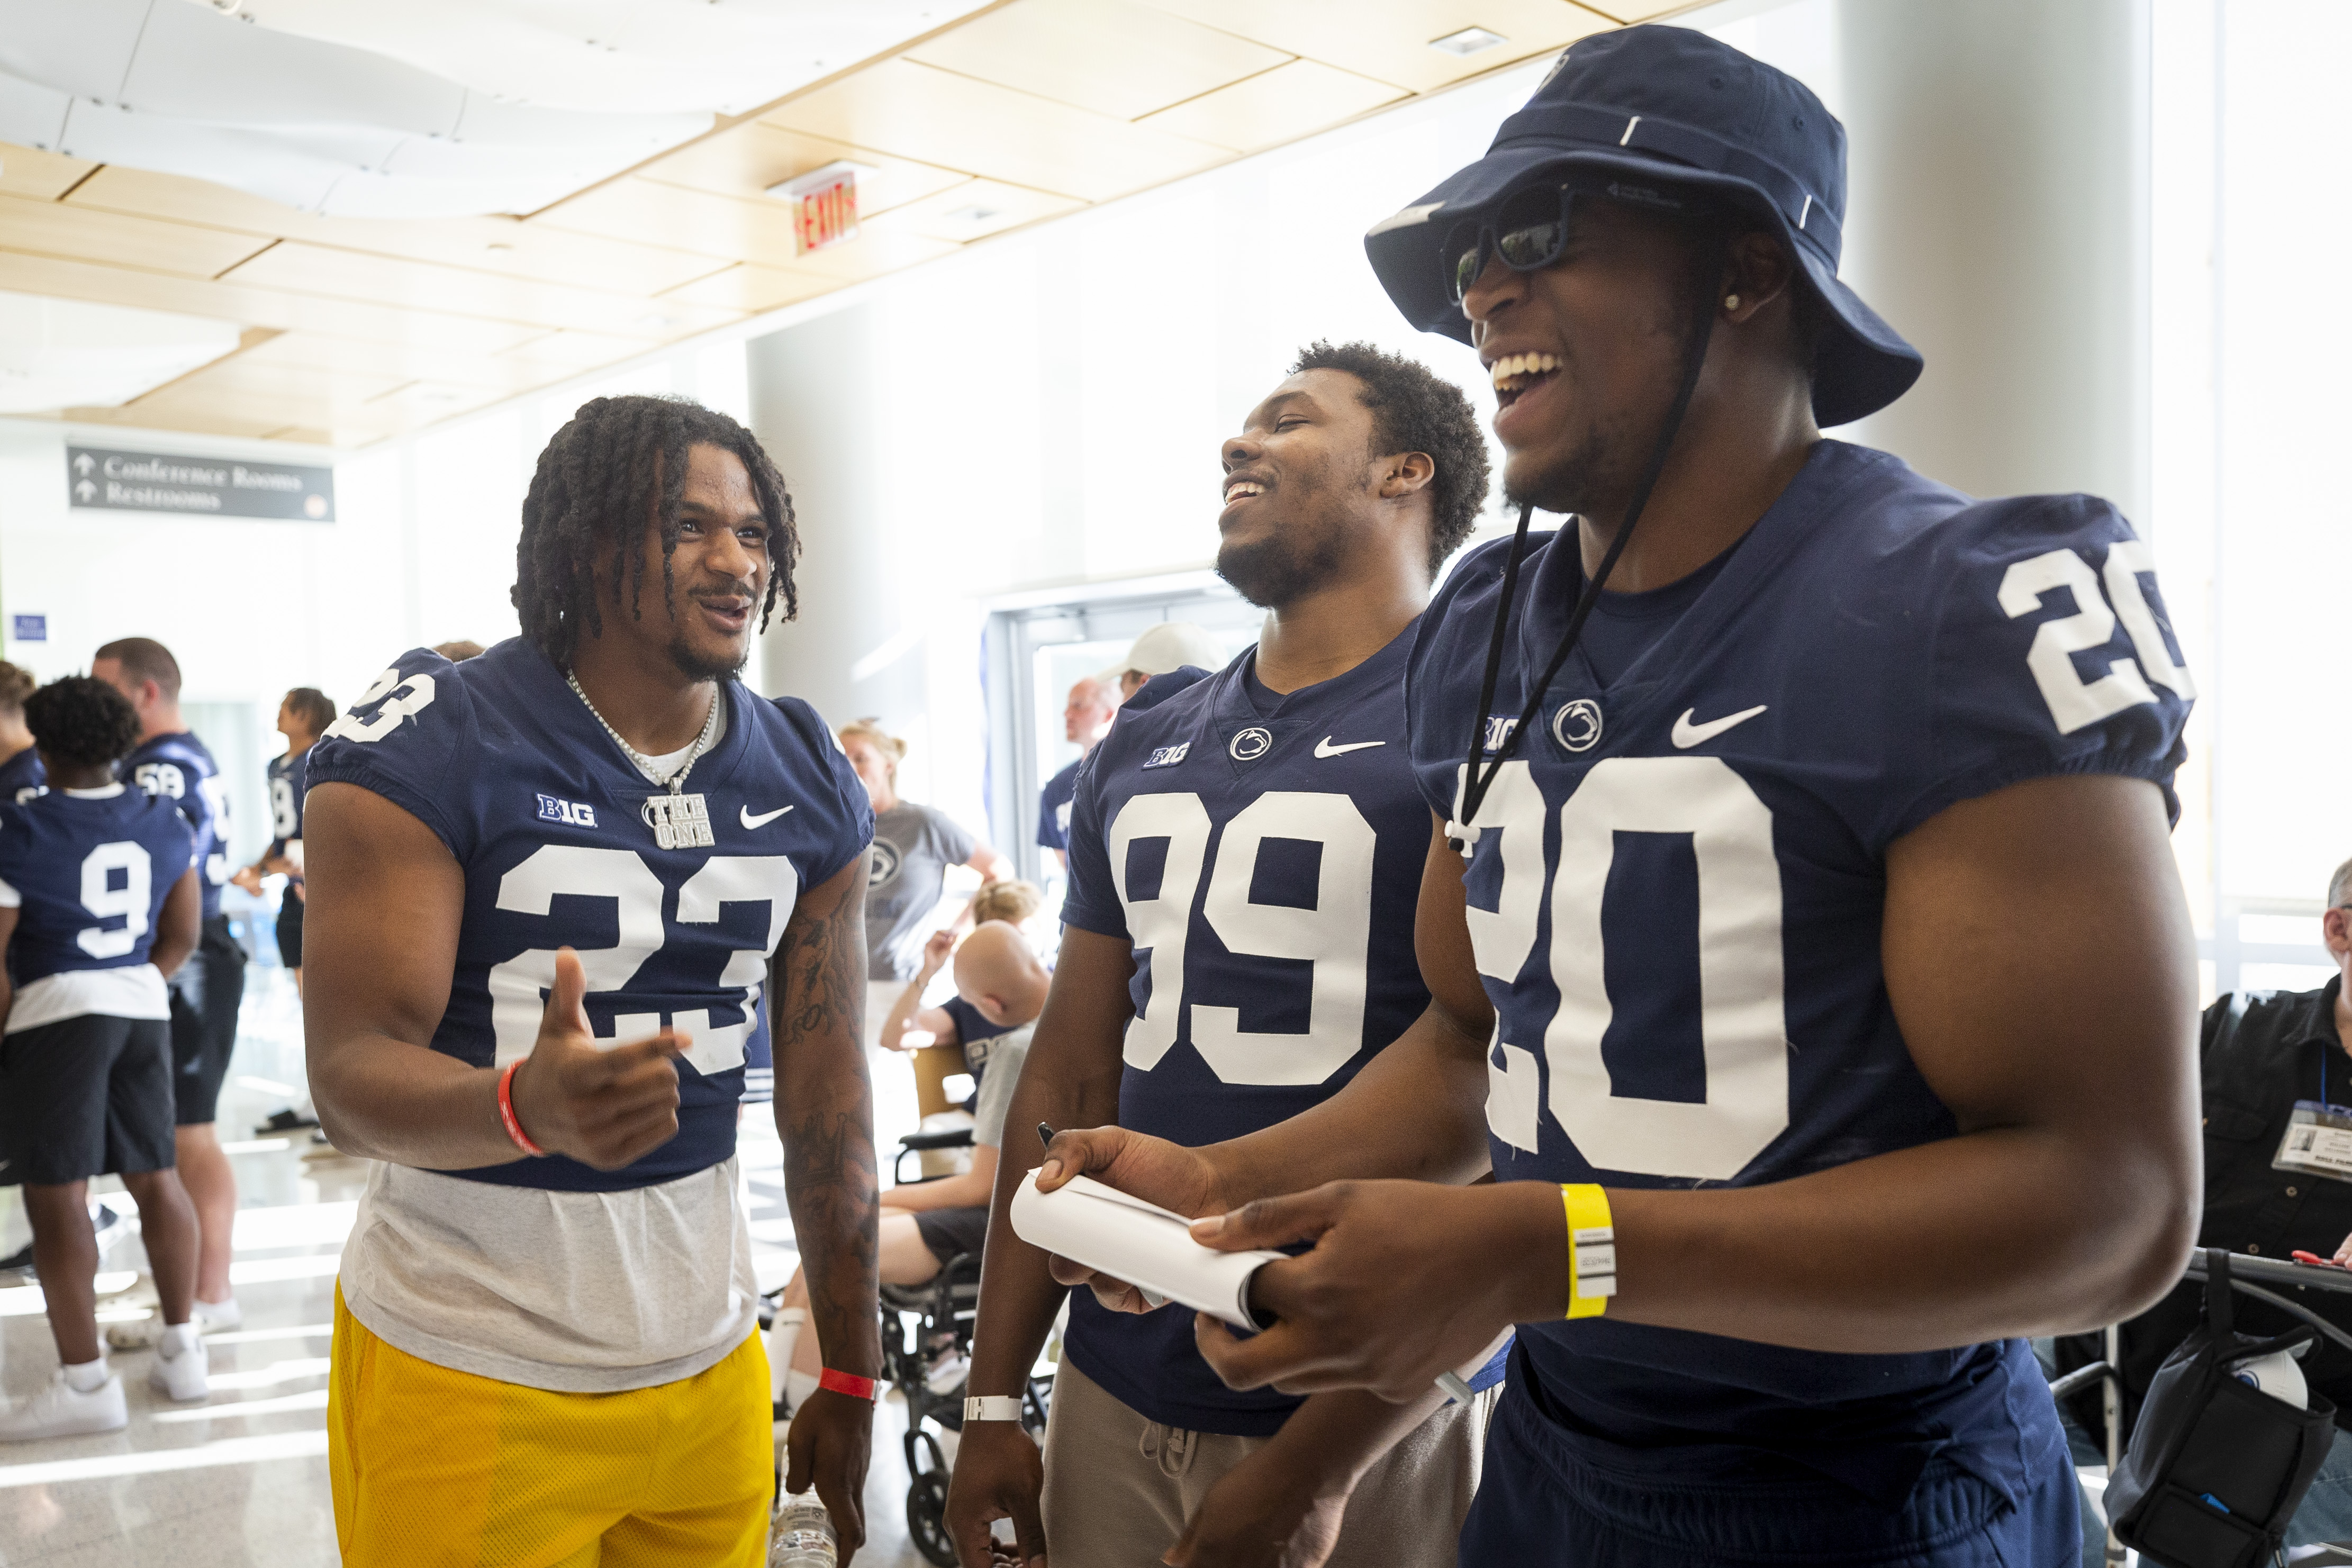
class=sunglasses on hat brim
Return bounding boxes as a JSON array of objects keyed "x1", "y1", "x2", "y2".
[{"x1": 1441, "y1": 177, "x2": 1707, "y2": 305}]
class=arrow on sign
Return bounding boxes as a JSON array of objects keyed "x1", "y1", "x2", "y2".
[
  {"x1": 75, "y1": 479, "x2": 95, "y2": 501},
  {"x1": 73, "y1": 453, "x2": 94, "y2": 476}
]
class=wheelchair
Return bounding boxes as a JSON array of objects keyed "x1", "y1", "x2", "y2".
[
  {"x1": 2052, "y1": 1249, "x2": 2352, "y2": 1567},
  {"x1": 764, "y1": 1123, "x2": 1051, "y2": 1568}
]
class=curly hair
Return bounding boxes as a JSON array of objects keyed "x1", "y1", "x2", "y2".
[
  {"x1": 837, "y1": 719, "x2": 906, "y2": 763},
  {"x1": 0, "y1": 660, "x2": 33, "y2": 716},
  {"x1": 971, "y1": 879, "x2": 1045, "y2": 927},
  {"x1": 1289, "y1": 341, "x2": 1493, "y2": 575},
  {"x1": 512, "y1": 394, "x2": 802, "y2": 668},
  {"x1": 24, "y1": 676, "x2": 142, "y2": 769}
]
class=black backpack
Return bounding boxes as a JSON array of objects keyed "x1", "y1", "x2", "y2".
[{"x1": 2108, "y1": 1249, "x2": 2338, "y2": 1567}]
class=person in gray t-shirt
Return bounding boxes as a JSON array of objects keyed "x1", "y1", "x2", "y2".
[
  {"x1": 767, "y1": 922, "x2": 1045, "y2": 1412},
  {"x1": 837, "y1": 720, "x2": 1010, "y2": 983}
]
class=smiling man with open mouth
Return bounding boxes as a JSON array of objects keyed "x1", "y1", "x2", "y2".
[
  {"x1": 1026, "y1": 24, "x2": 2205, "y2": 1568},
  {"x1": 298, "y1": 395, "x2": 885, "y2": 1567}
]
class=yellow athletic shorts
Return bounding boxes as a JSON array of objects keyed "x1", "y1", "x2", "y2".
[{"x1": 329, "y1": 1285, "x2": 772, "y2": 1567}]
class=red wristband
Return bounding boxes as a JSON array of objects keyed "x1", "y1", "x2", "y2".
[
  {"x1": 498, "y1": 1060, "x2": 547, "y2": 1157},
  {"x1": 817, "y1": 1367, "x2": 880, "y2": 1402}
]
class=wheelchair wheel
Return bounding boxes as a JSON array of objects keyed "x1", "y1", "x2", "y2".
[{"x1": 907, "y1": 1469, "x2": 956, "y2": 1567}]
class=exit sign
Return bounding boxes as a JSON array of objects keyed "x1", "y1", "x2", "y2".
[{"x1": 771, "y1": 161, "x2": 864, "y2": 255}]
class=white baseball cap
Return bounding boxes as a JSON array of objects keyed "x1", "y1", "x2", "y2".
[{"x1": 1104, "y1": 621, "x2": 1229, "y2": 685}]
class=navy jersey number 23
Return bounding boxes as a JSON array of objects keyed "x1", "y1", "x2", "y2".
[{"x1": 305, "y1": 639, "x2": 872, "y2": 1194}]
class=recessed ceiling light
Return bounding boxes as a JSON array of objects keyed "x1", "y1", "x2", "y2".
[
  {"x1": 943, "y1": 205, "x2": 1005, "y2": 225},
  {"x1": 485, "y1": 241, "x2": 515, "y2": 252},
  {"x1": 1430, "y1": 26, "x2": 1507, "y2": 56}
]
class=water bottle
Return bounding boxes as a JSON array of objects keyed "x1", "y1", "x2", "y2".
[{"x1": 769, "y1": 1490, "x2": 837, "y2": 1568}]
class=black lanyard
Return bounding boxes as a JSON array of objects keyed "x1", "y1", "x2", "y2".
[{"x1": 1454, "y1": 251, "x2": 1725, "y2": 841}]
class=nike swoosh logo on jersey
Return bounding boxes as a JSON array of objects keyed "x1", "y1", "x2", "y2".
[
  {"x1": 1314, "y1": 737, "x2": 1386, "y2": 758},
  {"x1": 1670, "y1": 704, "x2": 1768, "y2": 749},
  {"x1": 740, "y1": 804, "x2": 795, "y2": 829}
]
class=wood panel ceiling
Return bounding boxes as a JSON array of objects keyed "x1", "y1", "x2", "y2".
[{"x1": 0, "y1": 0, "x2": 1689, "y2": 449}]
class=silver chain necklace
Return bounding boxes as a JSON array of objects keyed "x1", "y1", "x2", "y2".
[{"x1": 566, "y1": 670, "x2": 721, "y2": 849}]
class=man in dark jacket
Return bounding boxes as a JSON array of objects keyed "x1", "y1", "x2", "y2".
[{"x1": 2061, "y1": 856, "x2": 2352, "y2": 1549}]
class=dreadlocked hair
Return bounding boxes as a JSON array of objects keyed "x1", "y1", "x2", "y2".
[
  {"x1": 24, "y1": 676, "x2": 141, "y2": 769},
  {"x1": 512, "y1": 394, "x2": 802, "y2": 668}
]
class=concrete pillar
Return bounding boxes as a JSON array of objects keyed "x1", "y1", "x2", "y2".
[
  {"x1": 744, "y1": 306, "x2": 921, "y2": 728},
  {"x1": 1835, "y1": 0, "x2": 2149, "y2": 522}
]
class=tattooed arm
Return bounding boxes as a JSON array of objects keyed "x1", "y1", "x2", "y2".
[{"x1": 773, "y1": 849, "x2": 881, "y2": 1559}]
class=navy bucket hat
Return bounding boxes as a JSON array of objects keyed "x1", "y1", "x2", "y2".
[{"x1": 1365, "y1": 25, "x2": 1921, "y2": 429}]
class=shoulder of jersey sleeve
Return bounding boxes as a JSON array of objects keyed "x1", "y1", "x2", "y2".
[
  {"x1": 303, "y1": 646, "x2": 476, "y2": 856},
  {"x1": 759, "y1": 692, "x2": 876, "y2": 884},
  {"x1": 1870, "y1": 490, "x2": 2192, "y2": 849},
  {"x1": 1123, "y1": 664, "x2": 1213, "y2": 715}
]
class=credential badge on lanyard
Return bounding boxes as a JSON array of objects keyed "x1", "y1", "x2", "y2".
[{"x1": 2273, "y1": 1101, "x2": 2352, "y2": 1183}]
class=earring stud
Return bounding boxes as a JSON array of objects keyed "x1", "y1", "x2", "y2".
[{"x1": 1723, "y1": 293, "x2": 1741, "y2": 311}]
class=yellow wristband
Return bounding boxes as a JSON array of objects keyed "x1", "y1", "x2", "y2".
[{"x1": 1562, "y1": 1184, "x2": 1616, "y2": 1320}]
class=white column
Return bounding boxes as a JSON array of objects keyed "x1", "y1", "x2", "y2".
[
  {"x1": 745, "y1": 306, "x2": 921, "y2": 729},
  {"x1": 1835, "y1": 0, "x2": 2150, "y2": 523}
]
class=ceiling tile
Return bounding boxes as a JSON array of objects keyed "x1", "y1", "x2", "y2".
[
  {"x1": 68, "y1": 395, "x2": 297, "y2": 442},
  {"x1": 787, "y1": 226, "x2": 961, "y2": 283},
  {"x1": 1138, "y1": 58, "x2": 1407, "y2": 153},
  {"x1": 905, "y1": 0, "x2": 1292, "y2": 121},
  {"x1": 634, "y1": 123, "x2": 969, "y2": 216},
  {"x1": 863, "y1": 179, "x2": 1085, "y2": 245},
  {"x1": 228, "y1": 330, "x2": 556, "y2": 392},
  {"x1": 0, "y1": 141, "x2": 96, "y2": 201},
  {"x1": 218, "y1": 241, "x2": 743, "y2": 337},
  {"x1": 64, "y1": 165, "x2": 731, "y2": 295},
  {"x1": 0, "y1": 193, "x2": 277, "y2": 279},
  {"x1": 761, "y1": 58, "x2": 1233, "y2": 204},
  {"x1": 657, "y1": 264, "x2": 842, "y2": 315},
  {"x1": 1582, "y1": 0, "x2": 1695, "y2": 18},
  {"x1": 533, "y1": 178, "x2": 808, "y2": 266},
  {"x1": 163, "y1": 357, "x2": 412, "y2": 412},
  {"x1": 1134, "y1": 0, "x2": 1616, "y2": 94},
  {"x1": 494, "y1": 330, "x2": 654, "y2": 372}
]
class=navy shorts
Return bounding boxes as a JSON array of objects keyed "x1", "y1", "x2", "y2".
[
  {"x1": 168, "y1": 916, "x2": 246, "y2": 1126},
  {"x1": 0, "y1": 1013, "x2": 177, "y2": 1186},
  {"x1": 1460, "y1": 1377, "x2": 2082, "y2": 1567}
]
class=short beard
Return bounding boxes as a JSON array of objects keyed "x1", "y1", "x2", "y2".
[
  {"x1": 666, "y1": 628, "x2": 748, "y2": 683},
  {"x1": 1216, "y1": 525, "x2": 1348, "y2": 610}
]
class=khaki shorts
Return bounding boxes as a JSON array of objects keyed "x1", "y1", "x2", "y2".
[{"x1": 1040, "y1": 1355, "x2": 1496, "y2": 1567}]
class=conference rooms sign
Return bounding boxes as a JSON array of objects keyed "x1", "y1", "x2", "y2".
[{"x1": 67, "y1": 446, "x2": 334, "y2": 522}]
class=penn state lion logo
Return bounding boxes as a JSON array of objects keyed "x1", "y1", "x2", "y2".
[{"x1": 867, "y1": 839, "x2": 902, "y2": 889}]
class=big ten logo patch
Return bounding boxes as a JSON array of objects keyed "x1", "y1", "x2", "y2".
[{"x1": 537, "y1": 794, "x2": 597, "y2": 829}]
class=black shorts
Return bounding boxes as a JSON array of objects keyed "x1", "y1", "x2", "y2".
[
  {"x1": 912, "y1": 1204, "x2": 990, "y2": 1268},
  {"x1": 275, "y1": 891, "x2": 304, "y2": 969},
  {"x1": 0, "y1": 1014, "x2": 177, "y2": 1186},
  {"x1": 169, "y1": 915, "x2": 247, "y2": 1126}
]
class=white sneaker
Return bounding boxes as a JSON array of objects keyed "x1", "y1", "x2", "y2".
[
  {"x1": 0, "y1": 1371, "x2": 128, "y2": 1440},
  {"x1": 106, "y1": 1295, "x2": 238, "y2": 1351},
  {"x1": 149, "y1": 1325, "x2": 209, "y2": 1403}
]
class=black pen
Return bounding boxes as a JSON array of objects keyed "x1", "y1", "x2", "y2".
[{"x1": 1037, "y1": 1121, "x2": 1056, "y2": 1146}]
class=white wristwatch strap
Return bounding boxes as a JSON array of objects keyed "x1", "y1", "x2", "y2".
[{"x1": 964, "y1": 1395, "x2": 1025, "y2": 1423}]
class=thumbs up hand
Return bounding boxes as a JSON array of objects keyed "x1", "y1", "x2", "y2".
[{"x1": 506, "y1": 947, "x2": 687, "y2": 1171}]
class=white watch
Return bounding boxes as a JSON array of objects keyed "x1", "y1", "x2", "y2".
[{"x1": 964, "y1": 1395, "x2": 1025, "y2": 1423}]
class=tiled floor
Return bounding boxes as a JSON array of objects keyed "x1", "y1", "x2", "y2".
[{"x1": 0, "y1": 967, "x2": 956, "y2": 1567}]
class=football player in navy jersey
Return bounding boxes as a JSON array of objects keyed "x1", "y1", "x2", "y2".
[
  {"x1": 301, "y1": 396, "x2": 882, "y2": 1566},
  {"x1": 0, "y1": 676, "x2": 204, "y2": 1439},
  {"x1": 92, "y1": 637, "x2": 246, "y2": 1337},
  {"x1": 0, "y1": 661, "x2": 43, "y2": 803},
  {"x1": 1034, "y1": 28, "x2": 2204, "y2": 1568},
  {"x1": 232, "y1": 687, "x2": 334, "y2": 1136},
  {"x1": 948, "y1": 343, "x2": 1499, "y2": 1568}
]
